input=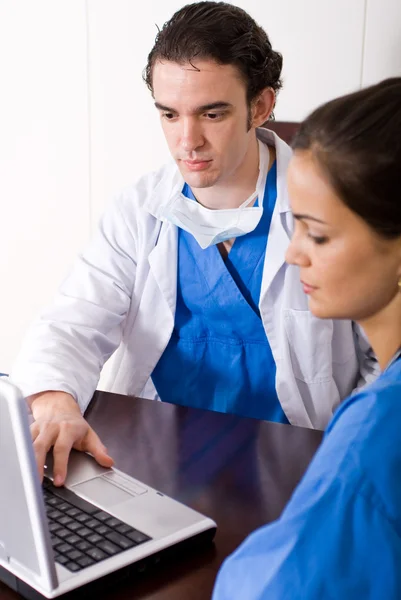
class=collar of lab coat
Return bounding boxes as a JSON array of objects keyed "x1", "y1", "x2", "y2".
[
  {"x1": 143, "y1": 127, "x2": 292, "y2": 219},
  {"x1": 146, "y1": 127, "x2": 293, "y2": 320}
]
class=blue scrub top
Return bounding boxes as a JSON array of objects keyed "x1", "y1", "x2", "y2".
[
  {"x1": 213, "y1": 355, "x2": 401, "y2": 599},
  {"x1": 152, "y1": 162, "x2": 288, "y2": 423}
]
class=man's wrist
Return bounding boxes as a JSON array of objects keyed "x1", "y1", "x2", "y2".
[{"x1": 28, "y1": 390, "x2": 80, "y2": 418}]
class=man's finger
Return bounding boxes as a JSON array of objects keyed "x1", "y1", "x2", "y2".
[
  {"x1": 30, "y1": 421, "x2": 41, "y2": 442},
  {"x1": 83, "y1": 428, "x2": 114, "y2": 468},
  {"x1": 52, "y1": 433, "x2": 75, "y2": 486},
  {"x1": 33, "y1": 424, "x2": 59, "y2": 482}
]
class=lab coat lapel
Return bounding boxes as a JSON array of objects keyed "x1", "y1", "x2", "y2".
[
  {"x1": 257, "y1": 128, "x2": 292, "y2": 300},
  {"x1": 260, "y1": 208, "x2": 291, "y2": 298},
  {"x1": 148, "y1": 220, "x2": 178, "y2": 318},
  {"x1": 145, "y1": 162, "x2": 182, "y2": 317}
]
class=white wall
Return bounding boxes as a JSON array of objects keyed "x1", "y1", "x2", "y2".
[
  {"x1": 0, "y1": 0, "x2": 90, "y2": 372},
  {"x1": 362, "y1": 0, "x2": 401, "y2": 86},
  {"x1": 1, "y1": 0, "x2": 401, "y2": 372},
  {"x1": 87, "y1": 0, "x2": 368, "y2": 219},
  {"x1": 238, "y1": 0, "x2": 367, "y2": 121}
]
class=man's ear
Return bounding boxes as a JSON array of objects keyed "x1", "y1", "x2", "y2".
[{"x1": 250, "y1": 88, "x2": 276, "y2": 128}]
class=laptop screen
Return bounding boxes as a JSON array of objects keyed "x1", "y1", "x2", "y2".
[{"x1": 0, "y1": 379, "x2": 57, "y2": 590}]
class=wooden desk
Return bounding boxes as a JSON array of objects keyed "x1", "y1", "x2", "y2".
[{"x1": 0, "y1": 393, "x2": 323, "y2": 599}]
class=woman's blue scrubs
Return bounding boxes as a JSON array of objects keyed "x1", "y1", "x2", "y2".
[
  {"x1": 212, "y1": 355, "x2": 401, "y2": 599},
  {"x1": 152, "y1": 162, "x2": 288, "y2": 423}
]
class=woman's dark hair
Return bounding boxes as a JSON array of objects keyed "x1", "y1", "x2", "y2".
[
  {"x1": 292, "y1": 78, "x2": 401, "y2": 239},
  {"x1": 143, "y1": 1, "x2": 282, "y2": 109}
]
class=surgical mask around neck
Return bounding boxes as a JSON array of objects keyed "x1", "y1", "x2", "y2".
[{"x1": 161, "y1": 141, "x2": 270, "y2": 249}]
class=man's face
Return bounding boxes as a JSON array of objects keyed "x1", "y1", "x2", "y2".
[{"x1": 152, "y1": 59, "x2": 256, "y2": 190}]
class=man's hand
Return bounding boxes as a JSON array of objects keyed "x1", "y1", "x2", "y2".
[{"x1": 29, "y1": 391, "x2": 114, "y2": 486}]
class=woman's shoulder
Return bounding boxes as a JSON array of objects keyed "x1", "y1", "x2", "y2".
[
  {"x1": 329, "y1": 356, "x2": 401, "y2": 439},
  {"x1": 318, "y1": 358, "x2": 401, "y2": 516}
]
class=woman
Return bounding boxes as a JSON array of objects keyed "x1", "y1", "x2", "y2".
[{"x1": 213, "y1": 78, "x2": 401, "y2": 599}]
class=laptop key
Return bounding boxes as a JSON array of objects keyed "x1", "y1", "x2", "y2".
[
  {"x1": 55, "y1": 555, "x2": 69, "y2": 566},
  {"x1": 93, "y1": 524, "x2": 112, "y2": 536},
  {"x1": 86, "y1": 547, "x2": 108, "y2": 562},
  {"x1": 87, "y1": 533, "x2": 103, "y2": 545},
  {"x1": 48, "y1": 522, "x2": 62, "y2": 533},
  {"x1": 77, "y1": 556, "x2": 95, "y2": 568},
  {"x1": 55, "y1": 528, "x2": 71, "y2": 540},
  {"x1": 66, "y1": 550, "x2": 85, "y2": 562},
  {"x1": 104, "y1": 517, "x2": 123, "y2": 528},
  {"x1": 65, "y1": 562, "x2": 81, "y2": 572},
  {"x1": 126, "y1": 530, "x2": 151, "y2": 544},
  {"x1": 57, "y1": 515, "x2": 73, "y2": 526},
  {"x1": 105, "y1": 532, "x2": 136, "y2": 549},
  {"x1": 116, "y1": 523, "x2": 134, "y2": 535},
  {"x1": 56, "y1": 543, "x2": 74, "y2": 554},
  {"x1": 57, "y1": 502, "x2": 71, "y2": 512},
  {"x1": 84, "y1": 518, "x2": 100, "y2": 529},
  {"x1": 64, "y1": 534, "x2": 81, "y2": 545},
  {"x1": 45, "y1": 497, "x2": 59, "y2": 507},
  {"x1": 97, "y1": 540, "x2": 120, "y2": 556},
  {"x1": 92, "y1": 510, "x2": 112, "y2": 522},
  {"x1": 66, "y1": 521, "x2": 82, "y2": 532},
  {"x1": 65, "y1": 507, "x2": 81, "y2": 518},
  {"x1": 47, "y1": 509, "x2": 63, "y2": 520},
  {"x1": 76, "y1": 527, "x2": 92, "y2": 538},
  {"x1": 76, "y1": 540, "x2": 93, "y2": 552},
  {"x1": 75, "y1": 512, "x2": 91, "y2": 523},
  {"x1": 51, "y1": 536, "x2": 64, "y2": 548}
]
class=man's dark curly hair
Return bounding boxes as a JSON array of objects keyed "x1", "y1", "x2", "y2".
[{"x1": 143, "y1": 1, "x2": 283, "y2": 113}]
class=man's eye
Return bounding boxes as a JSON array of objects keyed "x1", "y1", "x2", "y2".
[
  {"x1": 206, "y1": 112, "x2": 223, "y2": 120},
  {"x1": 162, "y1": 112, "x2": 175, "y2": 120}
]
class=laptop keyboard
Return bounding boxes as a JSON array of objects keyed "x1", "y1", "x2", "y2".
[{"x1": 42, "y1": 477, "x2": 152, "y2": 573}]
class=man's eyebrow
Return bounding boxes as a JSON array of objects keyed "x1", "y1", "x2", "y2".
[
  {"x1": 196, "y1": 102, "x2": 233, "y2": 112},
  {"x1": 154, "y1": 101, "x2": 233, "y2": 113},
  {"x1": 154, "y1": 102, "x2": 176, "y2": 112},
  {"x1": 293, "y1": 213, "x2": 327, "y2": 224}
]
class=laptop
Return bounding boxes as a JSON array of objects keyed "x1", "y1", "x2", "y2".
[{"x1": 0, "y1": 378, "x2": 217, "y2": 599}]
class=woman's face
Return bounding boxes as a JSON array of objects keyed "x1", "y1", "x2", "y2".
[{"x1": 285, "y1": 150, "x2": 401, "y2": 322}]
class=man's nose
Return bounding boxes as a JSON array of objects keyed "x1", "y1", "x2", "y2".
[{"x1": 180, "y1": 118, "x2": 204, "y2": 153}]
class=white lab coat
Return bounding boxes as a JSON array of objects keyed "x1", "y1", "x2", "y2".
[{"x1": 11, "y1": 129, "x2": 375, "y2": 429}]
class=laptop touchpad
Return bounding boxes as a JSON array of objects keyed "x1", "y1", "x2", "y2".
[{"x1": 72, "y1": 477, "x2": 134, "y2": 507}]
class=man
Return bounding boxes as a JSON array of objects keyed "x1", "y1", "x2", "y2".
[{"x1": 11, "y1": 1, "x2": 374, "y2": 486}]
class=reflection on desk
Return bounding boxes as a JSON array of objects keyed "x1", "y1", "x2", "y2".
[{"x1": 0, "y1": 392, "x2": 323, "y2": 600}]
